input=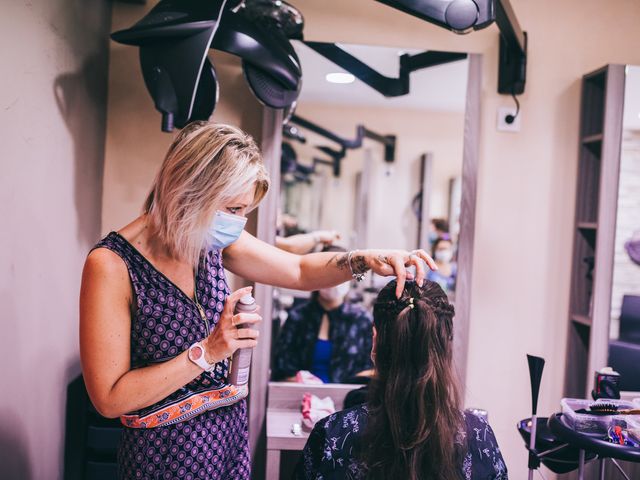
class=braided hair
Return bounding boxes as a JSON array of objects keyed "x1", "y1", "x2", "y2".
[{"x1": 362, "y1": 280, "x2": 463, "y2": 480}]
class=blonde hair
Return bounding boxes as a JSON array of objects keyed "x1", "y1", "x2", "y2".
[{"x1": 144, "y1": 121, "x2": 270, "y2": 267}]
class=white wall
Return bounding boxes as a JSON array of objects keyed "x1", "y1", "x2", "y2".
[{"x1": 0, "y1": 0, "x2": 111, "y2": 478}]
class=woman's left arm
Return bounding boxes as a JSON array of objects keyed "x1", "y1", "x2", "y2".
[{"x1": 223, "y1": 231, "x2": 436, "y2": 298}]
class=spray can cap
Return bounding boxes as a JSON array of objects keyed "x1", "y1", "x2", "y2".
[{"x1": 239, "y1": 294, "x2": 255, "y2": 305}]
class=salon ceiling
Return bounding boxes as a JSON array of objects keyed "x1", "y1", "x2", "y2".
[{"x1": 293, "y1": 42, "x2": 468, "y2": 112}]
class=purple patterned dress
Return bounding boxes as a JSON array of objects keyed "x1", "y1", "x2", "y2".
[{"x1": 93, "y1": 232, "x2": 250, "y2": 480}]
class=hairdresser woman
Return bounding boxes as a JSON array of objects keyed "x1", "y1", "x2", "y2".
[{"x1": 79, "y1": 122, "x2": 435, "y2": 480}]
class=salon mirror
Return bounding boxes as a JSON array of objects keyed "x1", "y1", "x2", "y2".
[
  {"x1": 607, "y1": 65, "x2": 640, "y2": 394},
  {"x1": 269, "y1": 41, "x2": 471, "y2": 385}
]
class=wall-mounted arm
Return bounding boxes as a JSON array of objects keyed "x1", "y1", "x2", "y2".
[
  {"x1": 304, "y1": 42, "x2": 467, "y2": 98},
  {"x1": 315, "y1": 145, "x2": 346, "y2": 177},
  {"x1": 373, "y1": 0, "x2": 527, "y2": 94},
  {"x1": 290, "y1": 115, "x2": 364, "y2": 149},
  {"x1": 375, "y1": 0, "x2": 494, "y2": 33},
  {"x1": 496, "y1": 0, "x2": 526, "y2": 94},
  {"x1": 283, "y1": 124, "x2": 306, "y2": 143},
  {"x1": 363, "y1": 129, "x2": 396, "y2": 163},
  {"x1": 289, "y1": 115, "x2": 397, "y2": 176}
]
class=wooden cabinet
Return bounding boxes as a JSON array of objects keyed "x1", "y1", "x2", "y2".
[{"x1": 565, "y1": 65, "x2": 625, "y2": 399}]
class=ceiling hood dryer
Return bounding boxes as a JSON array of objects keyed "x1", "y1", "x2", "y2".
[
  {"x1": 377, "y1": 0, "x2": 527, "y2": 95},
  {"x1": 111, "y1": 0, "x2": 303, "y2": 132},
  {"x1": 111, "y1": 0, "x2": 526, "y2": 132}
]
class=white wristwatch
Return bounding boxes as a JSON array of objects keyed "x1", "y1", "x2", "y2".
[{"x1": 188, "y1": 342, "x2": 215, "y2": 371}]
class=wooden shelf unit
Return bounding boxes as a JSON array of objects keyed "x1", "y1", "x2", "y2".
[{"x1": 564, "y1": 65, "x2": 625, "y2": 399}]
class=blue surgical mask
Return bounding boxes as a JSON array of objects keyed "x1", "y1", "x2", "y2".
[{"x1": 208, "y1": 210, "x2": 247, "y2": 250}]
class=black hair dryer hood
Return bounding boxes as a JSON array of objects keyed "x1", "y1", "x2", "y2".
[{"x1": 111, "y1": 0, "x2": 302, "y2": 132}]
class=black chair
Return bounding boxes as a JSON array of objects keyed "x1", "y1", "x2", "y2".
[
  {"x1": 64, "y1": 375, "x2": 122, "y2": 480},
  {"x1": 609, "y1": 294, "x2": 640, "y2": 391},
  {"x1": 517, "y1": 417, "x2": 596, "y2": 474},
  {"x1": 609, "y1": 340, "x2": 640, "y2": 391},
  {"x1": 619, "y1": 294, "x2": 640, "y2": 343}
]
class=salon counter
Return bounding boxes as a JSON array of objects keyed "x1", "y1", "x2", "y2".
[{"x1": 266, "y1": 382, "x2": 360, "y2": 479}]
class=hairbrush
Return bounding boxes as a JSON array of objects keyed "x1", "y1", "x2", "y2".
[{"x1": 575, "y1": 402, "x2": 640, "y2": 416}]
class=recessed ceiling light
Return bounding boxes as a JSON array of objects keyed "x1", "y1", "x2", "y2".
[{"x1": 326, "y1": 72, "x2": 355, "y2": 84}]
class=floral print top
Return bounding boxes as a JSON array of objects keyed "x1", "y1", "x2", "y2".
[{"x1": 294, "y1": 404, "x2": 508, "y2": 480}]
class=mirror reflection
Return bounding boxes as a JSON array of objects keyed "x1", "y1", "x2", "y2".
[
  {"x1": 270, "y1": 42, "x2": 469, "y2": 384},
  {"x1": 608, "y1": 65, "x2": 640, "y2": 393}
]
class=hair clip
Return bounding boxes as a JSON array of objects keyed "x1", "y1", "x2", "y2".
[{"x1": 409, "y1": 298, "x2": 415, "y2": 309}]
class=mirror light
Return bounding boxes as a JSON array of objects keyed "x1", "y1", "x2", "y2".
[{"x1": 326, "y1": 72, "x2": 355, "y2": 84}]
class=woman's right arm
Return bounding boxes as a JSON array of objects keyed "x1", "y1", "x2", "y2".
[{"x1": 79, "y1": 249, "x2": 259, "y2": 418}]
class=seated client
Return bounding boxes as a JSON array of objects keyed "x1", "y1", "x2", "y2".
[
  {"x1": 272, "y1": 246, "x2": 373, "y2": 383},
  {"x1": 294, "y1": 279, "x2": 508, "y2": 479}
]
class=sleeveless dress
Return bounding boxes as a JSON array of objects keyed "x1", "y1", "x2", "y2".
[{"x1": 93, "y1": 232, "x2": 250, "y2": 480}]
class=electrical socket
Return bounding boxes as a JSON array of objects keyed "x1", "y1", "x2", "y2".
[{"x1": 497, "y1": 107, "x2": 521, "y2": 132}]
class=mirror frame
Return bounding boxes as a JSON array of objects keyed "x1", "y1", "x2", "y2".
[{"x1": 249, "y1": 53, "x2": 483, "y2": 469}]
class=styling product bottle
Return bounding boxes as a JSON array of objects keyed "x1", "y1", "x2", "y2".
[{"x1": 228, "y1": 294, "x2": 257, "y2": 386}]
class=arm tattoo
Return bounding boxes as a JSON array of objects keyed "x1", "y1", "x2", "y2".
[
  {"x1": 351, "y1": 254, "x2": 369, "y2": 275},
  {"x1": 377, "y1": 254, "x2": 390, "y2": 264},
  {"x1": 331, "y1": 253, "x2": 350, "y2": 271},
  {"x1": 329, "y1": 253, "x2": 370, "y2": 276}
]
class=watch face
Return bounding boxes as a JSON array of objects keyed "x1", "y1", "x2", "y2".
[{"x1": 190, "y1": 344, "x2": 204, "y2": 361}]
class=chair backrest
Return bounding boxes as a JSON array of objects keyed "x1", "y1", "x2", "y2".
[
  {"x1": 620, "y1": 295, "x2": 640, "y2": 343},
  {"x1": 608, "y1": 340, "x2": 640, "y2": 391},
  {"x1": 63, "y1": 375, "x2": 121, "y2": 480}
]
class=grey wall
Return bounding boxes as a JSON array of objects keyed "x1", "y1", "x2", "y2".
[{"x1": 0, "y1": 1, "x2": 111, "y2": 477}]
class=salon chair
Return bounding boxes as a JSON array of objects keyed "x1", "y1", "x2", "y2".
[
  {"x1": 63, "y1": 375, "x2": 122, "y2": 480},
  {"x1": 608, "y1": 294, "x2": 640, "y2": 391},
  {"x1": 609, "y1": 340, "x2": 640, "y2": 391}
]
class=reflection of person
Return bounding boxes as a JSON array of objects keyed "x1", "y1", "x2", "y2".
[
  {"x1": 278, "y1": 212, "x2": 303, "y2": 236},
  {"x1": 80, "y1": 122, "x2": 436, "y2": 479},
  {"x1": 427, "y1": 237, "x2": 456, "y2": 293},
  {"x1": 275, "y1": 229, "x2": 341, "y2": 254},
  {"x1": 272, "y1": 246, "x2": 373, "y2": 383},
  {"x1": 429, "y1": 217, "x2": 450, "y2": 243},
  {"x1": 295, "y1": 280, "x2": 508, "y2": 480}
]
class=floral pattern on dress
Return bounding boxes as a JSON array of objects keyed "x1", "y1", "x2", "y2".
[{"x1": 294, "y1": 404, "x2": 508, "y2": 480}]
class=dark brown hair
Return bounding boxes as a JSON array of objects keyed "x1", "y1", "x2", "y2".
[
  {"x1": 362, "y1": 279, "x2": 463, "y2": 480},
  {"x1": 431, "y1": 218, "x2": 450, "y2": 233}
]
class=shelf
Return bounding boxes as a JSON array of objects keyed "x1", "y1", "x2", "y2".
[
  {"x1": 566, "y1": 64, "x2": 625, "y2": 400},
  {"x1": 577, "y1": 222, "x2": 597, "y2": 230},
  {"x1": 571, "y1": 314, "x2": 592, "y2": 327},
  {"x1": 582, "y1": 133, "x2": 603, "y2": 144},
  {"x1": 582, "y1": 134, "x2": 603, "y2": 155}
]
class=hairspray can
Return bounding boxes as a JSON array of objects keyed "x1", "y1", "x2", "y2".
[{"x1": 228, "y1": 294, "x2": 257, "y2": 386}]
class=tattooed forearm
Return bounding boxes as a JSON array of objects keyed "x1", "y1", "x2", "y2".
[
  {"x1": 351, "y1": 254, "x2": 369, "y2": 275},
  {"x1": 329, "y1": 252, "x2": 370, "y2": 276},
  {"x1": 330, "y1": 253, "x2": 350, "y2": 270}
]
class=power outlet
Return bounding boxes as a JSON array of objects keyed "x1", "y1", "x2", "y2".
[{"x1": 497, "y1": 107, "x2": 521, "y2": 132}]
